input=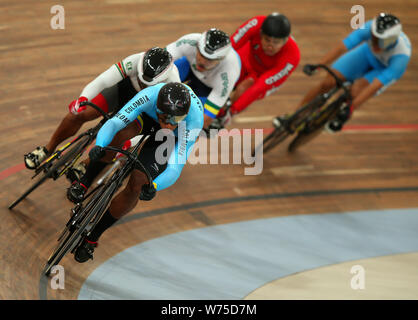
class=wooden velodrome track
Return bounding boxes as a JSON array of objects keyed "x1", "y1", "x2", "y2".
[{"x1": 1, "y1": 0, "x2": 417, "y2": 300}]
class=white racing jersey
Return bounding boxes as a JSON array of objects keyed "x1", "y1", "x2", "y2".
[{"x1": 166, "y1": 33, "x2": 241, "y2": 117}]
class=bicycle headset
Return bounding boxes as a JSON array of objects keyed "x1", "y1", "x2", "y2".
[
  {"x1": 156, "y1": 82, "x2": 191, "y2": 125},
  {"x1": 371, "y1": 13, "x2": 402, "y2": 50},
  {"x1": 197, "y1": 28, "x2": 231, "y2": 60},
  {"x1": 137, "y1": 47, "x2": 174, "y2": 86},
  {"x1": 261, "y1": 12, "x2": 291, "y2": 39}
]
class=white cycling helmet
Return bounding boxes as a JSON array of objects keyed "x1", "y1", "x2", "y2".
[
  {"x1": 371, "y1": 13, "x2": 402, "y2": 49},
  {"x1": 198, "y1": 28, "x2": 231, "y2": 60},
  {"x1": 137, "y1": 47, "x2": 174, "y2": 86}
]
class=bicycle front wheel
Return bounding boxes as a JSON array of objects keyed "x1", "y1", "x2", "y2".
[{"x1": 43, "y1": 178, "x2": 118, "y2": 276}]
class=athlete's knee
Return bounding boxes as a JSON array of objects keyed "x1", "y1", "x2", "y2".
[
  {"x1": 125, "y1": 171, "x2": 148, "y2": 195},
  {"x1": 350, "y1": 78, "x2": 369, "y2": 97},
  {"x1": 321, "y1": 74, "x2": 337, "y2": 91}
]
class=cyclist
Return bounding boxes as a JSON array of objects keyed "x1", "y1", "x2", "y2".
[
  {"x1": 274, "y1": 13, "x2": 411, "y2": 132},
  {"x1": 213, "y1": 12, "x2": 300, "y2": 127},
  {"x1": 72, "y1": 82, "x2": 203, "y2": 262},
  {"x1": 24, "y1": 47, "x2": 181, "y2": 178},
  {"x1": 165, "y1": 28, "x2": 241, "y2": 129}
]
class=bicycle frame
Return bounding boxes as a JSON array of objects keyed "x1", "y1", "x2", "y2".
[
  {"x1": 284, "y1": 64, "x2": 351, "y2": 134},
  {"x1": 33, "y1": 102, "x2": 112, "y2": 179}
]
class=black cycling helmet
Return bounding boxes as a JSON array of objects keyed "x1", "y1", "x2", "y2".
[
  {"x1": 261, "y1": 13, "x2": 291, "y2": 39},
  {"x1": 156, "y1": 83, "x2": 191, "y2": 124},
  {"x1": 138, "y1": 47, "x2": 173, "y2": 86},
  {"x1": 198, "y1": 28, "x2": 231, "y2": 60}
]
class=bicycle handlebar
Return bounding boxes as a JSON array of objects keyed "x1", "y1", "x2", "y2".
[
  {"x1": 310, "y1": 64, "x2": 344, "y2": 88},
  {"x1": 103, "y1": 145, "x2": 153, "y2": 186},
  {"x1": 79, "y1": 101, "x2": 110, "y2": 120}
]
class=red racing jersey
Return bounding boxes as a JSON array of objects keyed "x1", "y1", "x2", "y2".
[{"x1": 230, "y1": 15, "x2": 300, "y2": 113}]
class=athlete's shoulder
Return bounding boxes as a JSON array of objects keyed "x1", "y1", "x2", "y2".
[
  {"x1": 396, "y1": 32, "x2": 412, "y2": 56},
  {"x1": 184, "y1": 84, "x2": 204, "y2": 118},
  {"x1": 140, "y1": 82, "x2": 165, "y2": 100},
  {"x1": 166, "y1": 64, "x2": 181, "y2": 83},
  {"x1": 232, "y1": 16, "x2": 263, "y2": 43},
  {"x1": 117, "y1": 52, "x2": 143, "y2": 77},
  {"x1": 174, "y1": 33, "x2": 201, "y2": 47},
  {"x1": 224, "y1": 47, "x2": 241, "y2": 66},
  {"x1": 281, "y1": 36, "x2": 301, "y2": 58}
]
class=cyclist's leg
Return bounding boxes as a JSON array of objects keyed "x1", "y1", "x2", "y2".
[
  {"x1": 297, "y1": 68, "x2": 345, "y2": 109},
  {"x1": 73, "y1": 169, "x2": 148, "y2": 262},
  {"x1": 298, "y1": 43, "x2": 372, "y2": 109},
  {"x1": 45, "y1": 105, "x2": 102, "y2": 153}
]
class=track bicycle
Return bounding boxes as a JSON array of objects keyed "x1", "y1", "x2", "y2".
[
  {"x1": 252, "y1": 64, "x2": 352, "y2": 156},
  {"x1": 9, "y1": 102, "x2": 113, "y2": 209},
  {"x1": 42, "y1": 137, "x2": 152, "y2": 276}
]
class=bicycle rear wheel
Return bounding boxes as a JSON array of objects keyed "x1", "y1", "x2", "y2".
[{"x1": 9, "y1": 135, "x2": 91, "y2": 210}]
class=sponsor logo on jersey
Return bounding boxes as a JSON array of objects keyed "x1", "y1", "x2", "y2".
[
  {"x1": 220, "y1": 72, "x2": 229, "y2": 97},
  {"x1": 265, "y1": 63, "x2": 294, "y2": 85},
  {"x1": 176, "y1": 39, "x2": 198, "y2": 47},
  {"x1": 125, "y1": 95, "x2": 150, "y2": 114},
  {"x1": 115, "y1": 112, "x2": 130, "y2": 125},
  {"x1": 233, "y1": 18, "x2": 258, "y2": 43}
]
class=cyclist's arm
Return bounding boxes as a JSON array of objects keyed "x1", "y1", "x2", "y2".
[
  {"x1": 153, "y1": 116, "x2": 203, "y2": 191},
  {"x1": 318, "y1": 42, "x2": 348, "y2": 65},
  {"x1": 230, "y1": 16, "x2": 262, "y2": 51},
  {"x1": 231, "y1": 54, "x2": 300, "y2": 114},
  {"x1": 95, "y1": 86, "x2": 159, "y2": 147},
  {"x1": 80, "y1": 53, "x2": 140, "y2": 100},
  {"x1": 166, "y1": 34, "x2": 200, "y2": 61},
  {"x1": 204, "y1": 62, "x2": 241, "y2": 118},
  {"x1": 319, "y1": 20, "x2": 372, "y2": 65}
]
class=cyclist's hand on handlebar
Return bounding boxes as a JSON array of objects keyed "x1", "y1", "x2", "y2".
[
  {"x1": 139, "y1": 183, "x2": 156, "y2": 201},
  {"x1": 303, "y1": 64, "x2": 317, "y2": 76},
  {"x1": 69, "y1": 96, "x2": 88, "y2": 114},
  {"x1": 89, "y1": 146, "x2": 106, "y2": 161}
]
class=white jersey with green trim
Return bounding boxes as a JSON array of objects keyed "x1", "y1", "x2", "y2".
[
  {"x1": 79, "y1": 52, "x2": 180, "y2": 100},
  {"x1": 166, "y1": 33, "x2": 241, "y2": 109}
]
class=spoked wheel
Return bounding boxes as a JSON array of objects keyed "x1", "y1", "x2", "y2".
[
  {"x1": 252, "y1": 126, "x2": 291, "y2": 157},
  {"x1": 9, "y1": 136, "x2": 90, "y2": 210}
]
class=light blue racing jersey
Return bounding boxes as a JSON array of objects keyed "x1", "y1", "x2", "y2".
[
  {"x1": 95, "y1": 83, "x2": 204, "y2": 191},
  {"x1": 342, "y1": 20, "x2": 411, "y2": 85}
]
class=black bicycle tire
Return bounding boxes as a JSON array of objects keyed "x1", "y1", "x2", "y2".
[
  {"x1": 288, "y1": 99, "x2": 343, "y2": 153},
  {"x1": 43, "y1": 180, "x2": 118, "y2": 276},
  {"x1": 43, "y1": 162, "x2": 128, "y2": 277},
  {"x1": 9, "y1": 136, "x2": 91, "y2": 210}
]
